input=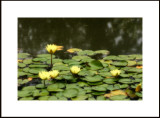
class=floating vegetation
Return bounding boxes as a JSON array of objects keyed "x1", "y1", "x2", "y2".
[{"x1": 18, "y1": 45, "x2": 142, "y2": 101}]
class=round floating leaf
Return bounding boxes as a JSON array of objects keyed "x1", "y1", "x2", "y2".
[
  {"x1": 18, "y1": 53, "x2": 30, "y2": 59},
  {"x1": 63, "y1": 88, "x2": 79, "y2": 98},
  {"x1": 111, "y1": 61, "x2": 128, "y2": 67},
  {"x1": 127, "y1": 61, "x2": 137, "y2": 66},
  {"x1": 118, "y1": 78, "x2": 134, "y2": 84},
  {"x1": 120, "y1": 84, "x2": 129, "y2": 89},
  {"x1": 96, "y1": 96, "x2": 106, "y2": 100},
  {"x1": 48, "y1": 96, "x2": 58, "y2": 100},
  {"x1": 58, "y1": 97, "x2": 68, "y2": 100},
  {"x1": 92, "y1": 86, "x2": 106, "y2": 91},
  {"x1": 135, "y1": 92, "x2": 142, "y2": 97},
  {"x1": 33, "y1": 58, "x2": 47, "y2": 62},
  {"x1": 71, "y1": 95, "x2": 88, "y2": 100},
  {"x1": 72, "y1": 56, "x2": 91, "y2": 61},
  {"x1": 84, "y1": 87, "x2": 92, "y2": 93},
  {"x1": 19, "y1": 97, "x2": 34, "y2": 100},
  {"x1": 104, "y1": 90, "x2": 127, "y2": 98},
  {"x1": 94, "y1": 50, "x2": 110, "y2": 55},
  {"x1": 87, "y1": 81, "x2": 103, "y2": 86},
  {"x1": 47, "y1": 84, "x2": 63, "y2": 92},
  {"x1": 23, "y1": 67, "x2": 30, "y2": 73},
  {"x1": 28, "y1": 68, "x2": 47, "y2": 74},
  {"x1": 89, "y1": 60, "x2": 104, "y2": 69},
  {"x1": 18, "y1": 63, "x2": 26, "y2": 68},
  {"x1": 103, "y1": 55, "x2": 117, "y2": 60},
  {"x1": 126, "y1": 68, "x2": 142, "y2": 73},
  {"x1": 77, "y1": 50, "x2": 94, "y2": 56},
  {"x1": 29, "y1": 64, "x2": 48, "y2": 68},
  {"x1": 47, "y1": 59, "x2": 62, "y2": 64},
  {"x1": 120, "y1": 74, "x2": 130, "y2": 78},
  {"x1": 78, "y1": 82, "x2": 88, "y2": 87},
  {"x1": 137, "y1": 61, "x2": 142, "y2": 66},
  {"x1": 52, "y1": 65, "x2": 69, "y2": 71},
  {"x1": 35, "y1": 84, "x2": 45, "y2": 89},
  {"x1": 38, "y1": 96, "x2": 50, "y2": 100},
  {"x1": 66, "y1": 84, "x2": 79, "y2": 89},
  {"x1": 125, "y1": 89, "x2": 137, "y2": 98},
  {"x1": 88, "y1": 97, "x2": 96, "y2": 100},
  {"x1": 22, "y1": 86, "x2": 36, "y2": 92},
  {"x1": 109, "y1": 95, "x2": 127, "y2": 100},
  {"x1": 18, "y1": 71, "x2": 29, "y2": 77},
  {"x1": 83, "y1": 75, "x2": 103, "y2": 82},
  {"x1": 23, "y1": 59, "x2": 32, "y2": 64},
  {"x1": 103, "y1": 78, "x2": 118, "y2": 84},
  {"x1": 91, "y1": 91, "x2": 105, "y2": 96},
  {"x1": 18, "y1": 90, "x2": 32, "y2": 97},
  {"x1": 67, "y1": 48, "x2": 82, "y2": 53}
]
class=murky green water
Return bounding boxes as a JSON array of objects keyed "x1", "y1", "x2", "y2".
[{"x1": 18, "y1": 18, "x2": 142, "y2": 59}]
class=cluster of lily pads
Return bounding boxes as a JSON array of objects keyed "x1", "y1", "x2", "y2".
[{"x1": 18, "y1": 45, "x2": 142, "y2": 100}]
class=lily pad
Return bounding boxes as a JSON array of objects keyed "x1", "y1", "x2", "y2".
[
  {"x1": 38, "y1": 96, "x2": 50, "y2": 100},
  {"x1": 127, "y1": 61, "x2": 137, "y2": 66},
  {"x1": 33, "y1": 58, "x2": 47, "y2": 62},
  {"x1": 63, "y1": 88, "x2": 79, "y2": 98},
  {"x1": 118, "y1": 78, "x2": 134, "y2": 84},
  {"x1": 28, "y1": 68, "x2": 47, "y2": 74},
  {"x1": 19, "y1": 97, "x2": 34, "y2": 100},
  {"x1": 29, "y1": 64, "x2": 48, "y2": 68},
  {"x1": 111, "y1": 61, "x2": 128, "y2": 67},
  {"x1": 23, "y1": 59, "x2": 32, "y2": 64},
  {"x1": 109, "y1": 95, "x2": 127, "y2": 100},
  {"x1": 72, "y1": 95, "x2": 88, "y2": 100},
  {"x1": 94, "y1": 50, "x2": 110, "y2": 55},
  {"x1": 89, "y1": 60, "x2": 104, "y2": 69},
  {"x1": 92, "y1": 86, "x2": 106, "y2": 91},
  {"x1": 18, "y1": 53, "x2": 30, "y2": 59},
  {"x1": 18, "y1": 63, "x2": 26, "y2": 68},
  {"x1": 18, "y1": 90, "x2": 32, "y2": 97},
  {"x1": 48, "y1": 96, "x2": 58, "y2": 100},
  {"x1": 96, "y1": 96, "x2": 106, "y2": 100},
  {"x1": 83, "y1": 75, "x2": 103, "y2": 82},
  {"x1": 47, "y1": 84, "x2": 63, "y2": 92},
  {"x1": 103, "y1": 78, "x2": 118, "y2": 84}
]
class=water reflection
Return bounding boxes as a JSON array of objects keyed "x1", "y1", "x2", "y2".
[{"x1": 18, "y1": 18, "x2": 142, "y2": 59}]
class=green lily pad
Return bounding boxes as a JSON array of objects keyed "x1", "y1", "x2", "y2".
[
  {"x1": 89, "y1": 60, "x2": 104, "y2": 69},
  {"x1": 18, "y1": 53, "x2": 30, "y2": 59},
  {"x1": 91, "y1": 91, "x2": 106, "y2": 96},
  {"x1": 96, "y1": 96, "x2": 106, "y2": 100},
  {"x1": 92, "y1": 86, "x2": 106, "y2": 91},
  {"x1": 33, "y1": 58, "x2": 47, "y2": 62},
  {"x1": 47, "y1": 59, "x2": 62, "y2": 64},
  {"x1": 77, "y1": 50, "x2": 94, "y2": 56},
  {"x1": 19, "y1": 97, "x2": 34, "y2": 100},
  {"x1": 120, "y1": 84, "x2": 129, "y2": 89},
  {"x1": 78, "y1": 82, "x2": 88, "y2": 87},
  {"x1": 35, "y1": 84, "x2": 45, "y2": 89},
  {"x1": 29, "y1": 64, "x2": 48, "y2": 68},
  {"x1": 72, "y1": 95, "x2": 88, "y2": 100},
  {"x1": 120, "y1": 74, "x2": 130, "y2": 78},
  {"x1": 23, "y1": 59, "x2": 32, "y2": 64},
  {"x1": 22, "y1": 86, "x2": 36, "y2": 92},
  {"x1": 58, "y1": 97, "x2": 68, "y2": 100},
  {"x1": 137, "y1": 61, "x2": 142, "y2": 66},
  {"x1": 103, "y1": 78, "x2": 118, "y2": 84},
  {"x1": 18, "y1": 63, "x2": 26, "y2": 68},
  {"x1": 18, "y1": 71, "x2": 29, "y2": 77},
  {"x1": 87, "y1": 81, "x2": 103, "y2": 86},
  {"x1": 83, "y1": 75, "x2": 103, "y2": 82},
  {"x1": 52, "y1": 65, "x2": 69, "y2": 71},
  {"x1": 111, "y1": 61, "x2": 128, "y2": 67},
  {"x1": 38, "y1": 96, "x2": 50, "y2": 100},
  {"x1": 72, "y1": 55, "x2": 91, "y2": 61},
  {"x1": 103, "y1": 55, "x2": 117, "y2": 60},
  {"x1": 18, "y1": 90, "x2": 32, "y2": 97},
  {"x1": 28, "y1": 68, "x2": 47, "y2": 74},
  {"x1": 23, "y1": 67, "x2": 30, "y2": 73},
  {"x1": 135, "y1": 92, "x2": 142, "y2": 97},
  {"x1": 109, "y1": 95, "x2": 127, "y2": 100},
  {"x1": 118, "y1": 78, "x2": 134, "y2": 84},
  {"x1": 47, "y1": 84, "x2": 63, "y2": 92},
  {"x1": 126, "y1": 68, "x2": 142, "y2": 73},
  {"x1": 94, "y1": 50, "x2": 110, "y2": 55},
  {"x1": 48, "y1": 96, "x2": 58, "y2": 100},
  {"x1": 63, "y1": 88, "x2": 79, "y2": 98},
  {"x1": 127, "y1": 61, "x2": 137, "y2": 66}
]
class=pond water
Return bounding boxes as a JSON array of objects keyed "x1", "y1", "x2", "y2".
[{"x1": 18, "y1": 18, "x2": 142, "y2": 59}]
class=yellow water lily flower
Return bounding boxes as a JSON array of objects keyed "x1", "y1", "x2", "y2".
[
  {"x1": 70, "y1": 66, "x2": 81, "y2": 74},
  {"x1": 110, "y1": 69, "x2": 121, "y2": 77},
  {"x1": 39, "y1": 71, "x2": 50, "y2": 80},
  {"x1": 46, "y1": 44, "x2": 58, "y2": 54},
  {"x1": 56, "y1": 45, "x2": 64, "y2": 51},
  {"x1": 49, "y1": 70, "x2": 59, "y2": 78}
]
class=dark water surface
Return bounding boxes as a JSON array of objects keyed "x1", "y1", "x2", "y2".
[{"x1": 18, "y1": 18, "x2": 142, "y2": 59}]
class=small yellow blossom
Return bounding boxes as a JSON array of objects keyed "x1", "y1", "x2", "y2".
[
  {"x1": 56, "y1": 46, "x2": 64, "y2": 51},
  {"x1": 110, "y1": 69, "x2": 121, "y2": 77},
  {"x1": 70, "y1": 66, "x2": 81, "y2": 74},
  {"x1": 49, "y1": 70, "x2": 59, "y2": 78},
  {"x1": 39, "y1": 71, "x2": 50, "y2": 80},
  {"x1": 46, "y1": 44, "x2": 58, "y2": 54}
]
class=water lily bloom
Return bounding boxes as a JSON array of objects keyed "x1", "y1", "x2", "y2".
[
  {"x1": 110, "y1": 69, "x2": 121, "y2": 77},
  {"x1": 49, "y1": 70, "x2": 59, "y2": 78},
  {"x1": 56, "y1": 45, "x2": 64, "y2": 51},
  {"x1": 46, "y1": 44, "x2": 58, "y2": 54},
  {"x1": 39, "y1": 71, "x2": 50, "y2": 80},
  {"x1": 70, "y1": 66, "x2": 81, "y2": 74}
]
